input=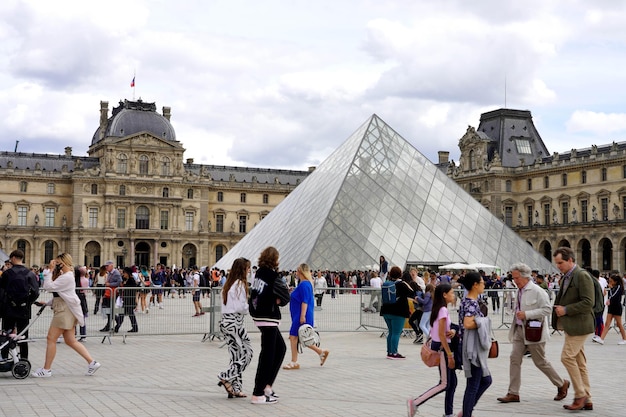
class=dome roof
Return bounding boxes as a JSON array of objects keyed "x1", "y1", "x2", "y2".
[{"x1": 91, "y1": 99, "x2": 176, "y2": 145}]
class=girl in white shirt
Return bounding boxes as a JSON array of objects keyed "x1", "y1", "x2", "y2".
[{"x1": 217, "y1": 258, "x2": 253, "y2": 398}]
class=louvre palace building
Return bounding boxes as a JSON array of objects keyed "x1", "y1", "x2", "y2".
[
  {"x1": 0, "y1": 99, "x2": 309, "y2": 268},
  {"x1": 1, "y1": 102, "x2": 625, "y2": 273},
  {"x1": 443, "y1": 108, "x2": 626, "y2": 273}
]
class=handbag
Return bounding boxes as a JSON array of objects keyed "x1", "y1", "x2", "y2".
[
  {"x1": 115, "y1": 295, "x2": 124, "y2": 308},
  {"x1": 488, "y1": 338, "x2": 499, "y2": 358},
  {"x1": 420, "y1": 337, "x2": 441, "y2": 367},
  {"x1": 524, "y1": 319, "x2": 544, "y2": 342}
]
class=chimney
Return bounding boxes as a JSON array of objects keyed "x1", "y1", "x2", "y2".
[
  {"x1": 308, "y1": 166, "x2": 316, "y2": 173},
  {"x1": 438, "y1": 151, "x2": 449, "y2": 164},
  {"x1": 99, "y1": 101, "x2": 109, "y2": 140},
  {"x1": 186, "y1": 158, "x2": 194, "y2": 164},
  {"x1": 162, "y1": 106, "x2": 171, "y2": 121},
  {"x1": 64, "y1": 147, "x2": 72, "y2": 156}
]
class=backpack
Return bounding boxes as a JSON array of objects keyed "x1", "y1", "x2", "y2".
[
  {"x1": 591, "y1": 276, "x2": 605, "y2": 314},
  {"x1": 381, "y1": 280, "x2": 397, "y2": 305},
  {"x1": 297, "y1": 324, "x2": 320, "y2": 353},
  {"x1": 5, "y1": 267, "x2": 39, "y2": 308}
]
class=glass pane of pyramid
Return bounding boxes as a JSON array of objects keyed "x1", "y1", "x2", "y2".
[{"x1": 215, "y1": 115, "x2": 556, "y2": 274}]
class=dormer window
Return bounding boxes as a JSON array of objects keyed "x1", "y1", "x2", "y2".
[{"x1": 514, "y1": 138, "x2": 532, "y2": 154}]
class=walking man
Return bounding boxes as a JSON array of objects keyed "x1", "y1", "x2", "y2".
[
  {"x1": 497, "y1": 263, "x2": 569, "y2": 404},
  {"x1": 552, "y1": 247, "x2": 595, "y2": 411}
]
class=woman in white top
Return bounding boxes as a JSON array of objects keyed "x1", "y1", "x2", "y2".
[
  {"x1": 217, "y1": 257, "x2": 253, "y2": 398},
  {"x1": 32, "y1": 253, "x2": 101, "y2": 378},
  {"x1": 314, "y1": 270, "x2": 327, "y2": 308}
]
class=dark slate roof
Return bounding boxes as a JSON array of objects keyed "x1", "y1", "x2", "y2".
[
  {"x1": 477, "y1": 108, "x2": 550, "y2": 168},
  {"x1": 92, "y1": 99, "x2": 176, "y2": 145},
  {"x1": 0, "y1": 152, "x2": 99, "y2": 172},
  {"x1": 185, "y1": 164, "x2": 309, "y2": 185}
]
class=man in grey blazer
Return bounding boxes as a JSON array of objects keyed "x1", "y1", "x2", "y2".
[{"x1": 497, "y1": 263, "x2": 569, "y2": 404}]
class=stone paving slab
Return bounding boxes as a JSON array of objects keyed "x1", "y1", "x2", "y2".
[{"x1": 0, "y1": 327, "x2": 623, "y2": 417}]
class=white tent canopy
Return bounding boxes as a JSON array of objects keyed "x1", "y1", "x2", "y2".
[{"x1": 439, "y1": 263, "x2": 474, "y2": 270}]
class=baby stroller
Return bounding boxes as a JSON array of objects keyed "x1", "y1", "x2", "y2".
[{"x1": 0, "y1": 304, "x2": 46, "y2": 379}]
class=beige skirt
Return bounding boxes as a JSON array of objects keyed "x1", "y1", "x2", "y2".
[{"x1": 51, "y1": 297, "x2": 78, "y2": 330}]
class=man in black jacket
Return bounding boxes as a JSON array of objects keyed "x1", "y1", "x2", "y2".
[{"x1": 1, "y1": 250, "x2": 39, "y2": 359}]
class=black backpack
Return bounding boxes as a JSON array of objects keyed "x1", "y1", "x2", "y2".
[{"x1": 5, "y1": 267, "x2": 39, "y2": 308}]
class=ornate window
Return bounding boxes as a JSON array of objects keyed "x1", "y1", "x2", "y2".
[
  {"x1": 119, "y1": 185, "x2": 126, "y2": 196},
  {"x1": 504, "y1": 206, "x2": 513, "y2": 227},
  {"x1": 601, "y1": 197, "x2": 609, "y2": 221},
  {"x1": 88, "y1": 207, "x2": 98, "y2": 228},
  {"x1": 527, "y1": 178, "x2": 532, "y2": 191},
  {"x1": 136, "y1": 206, "x2": 150, "y2": 229},
  {"x1": 91, "y1": 184, "x2": 98, "y2": 195},
  {"x1": 239, "y1": 215, "x2": 247, "y2": 233},
  {"x1": 17, "y1": 206, "x2": 27, "y2": 226},
  {"x1": 139, "y1": 155, "x2": 149, "y2": 175},
  {"x1": 601, "y1": 167, "x2": 607, "y2": 181},
  {"x1": 117, "y1": 154, "x2": 128, "y2": 174},
  {"x1": 117, "y1": 208, "x2": 126, "y2": 229},
  {"x1": 19, "y1": 181, "x2": 27, "y2": 193},
  {"x1": 187, "y1": 188, "x2": 194, "y2": 199},
  {"x1": 543, "y1": 203, "x2": 550, "y2": 226},
  {"x1": 216, "y1": 214, "x2": 224, "y2": 232},
  {"x1": 505, "y1": 180, "x2": 512, "y2": 192},
  {"x1": 161, "y1": 157, "x2": 171, "y2": 176},
  {"x1": 581, "y1": 200, "x2": 588, "y2": 222},
  {"x1": 216, "y1": 245, "x2": 225, "y2": 262},
  {"x1": 45, "y1": 207, "x2": 55, "y2": 227},
  {"x1": 562, "y1": 173, "x2": 567, "y2": 186},
  {"x1": 469, "y1": 150, "x2": 476, "y2": 170},
  {"x1": 562, "y1": 202, "x2": 569, "y2": 224},
  {"x1": 160, "y1": 210, "x2": 169, "y2": 230},
  {"x1": 581, "y1": 170, "x2": 587, "y2": 184},
  {"x1": 185, "y1": 212, "x2": 194, "y2": 231}
]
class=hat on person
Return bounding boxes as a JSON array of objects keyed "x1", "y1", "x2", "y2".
[{"x1": 105, "y1": 260, "x2": 115, "y2": 266}]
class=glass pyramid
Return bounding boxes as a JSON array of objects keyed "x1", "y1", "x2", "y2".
[{"x1": 214, "y1": 115, "x2": 556, "y2": 273}]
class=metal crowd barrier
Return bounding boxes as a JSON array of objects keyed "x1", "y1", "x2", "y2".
[{"x1": 21, "y1": 286, "x2": 569, "y2": 344}]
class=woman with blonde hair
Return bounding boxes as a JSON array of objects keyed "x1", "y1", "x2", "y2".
[
  {"x1": 217, "y1": 258, "x2": 253, "y2": 398},
  {"x1": 32, "y1": 253, "x2": 101, "y2": 377},
  {"x1": 283, "y1": 263, "x2": 329, "y2": 370}
]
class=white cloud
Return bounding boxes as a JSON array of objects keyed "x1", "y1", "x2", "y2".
[{"x1": 566, "y1": 111, "x2": 626, "y2": 136}]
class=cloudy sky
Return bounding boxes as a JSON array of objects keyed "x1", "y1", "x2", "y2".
[{"x1": 2, "y1": 0, "x2": 626, "y2": 170}]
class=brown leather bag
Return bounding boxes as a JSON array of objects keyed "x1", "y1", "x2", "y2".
[
  {"x1": 524, "y1": 319, "x2": 543, "y2": 342},
  {"x1": 488, "y1": 339, "x2": 499, "y2": 358}
]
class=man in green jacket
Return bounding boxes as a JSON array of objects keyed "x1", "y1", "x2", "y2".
[{"x1": 552, "y1": 247, "x2": 595, "y2": 411}]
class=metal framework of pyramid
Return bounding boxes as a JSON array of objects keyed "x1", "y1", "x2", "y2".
[{"x1": 214, "y1": 115, "x2": 556, "y2": 273}]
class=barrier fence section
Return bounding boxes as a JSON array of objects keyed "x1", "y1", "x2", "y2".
[{"x1": 21, "y1": 287, "x2": 561, "y2": 343}]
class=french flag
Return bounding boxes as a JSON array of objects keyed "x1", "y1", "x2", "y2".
[{"x1": 130, "y1": 76, "x2": 135, "y2": 87}]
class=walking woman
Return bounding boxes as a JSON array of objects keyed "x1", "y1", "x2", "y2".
[
  {"x1": 283, "y1": 263, "x2": 330, "y2": 370},
  {"x1": 114, "y1": 267, "x2": 139, "y2": 333},
  {"x1": 593, "y1": 274, "x2": 626, "y2": 345},
  {"x1": 457, "y1": 271, "x2": 492, "y2": 417},
  {"x1": 217, "y1": 258, "x2": 253, "y2": 398},
  {"x1": 248, "y1": 246, "x2": 290, "y2": 404},
  {"x1": 32, "y1": 253, "x2": 101, "y2": 377},
  {"x1": 407, "y1": 283, "x2": 458, "y2": 417}
]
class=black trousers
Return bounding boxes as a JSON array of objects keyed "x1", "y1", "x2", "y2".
[
  {"x1": 2, "y1": 317, "x2": 29, "y2": 359},
  {"x1": 252, "y1": 326, "x2": 286, "y2": 396}
]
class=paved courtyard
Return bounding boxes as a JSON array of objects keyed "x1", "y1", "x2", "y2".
[{"x1": 1, "y1": 325, "x2": 623, "y2": 416}]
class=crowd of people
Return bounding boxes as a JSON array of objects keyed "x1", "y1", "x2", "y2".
[{"x1": 2, "y1": 245, "x2": 624, "y2": 413}]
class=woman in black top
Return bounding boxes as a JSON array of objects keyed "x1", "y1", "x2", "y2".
[
  {"x1": 380, "y1": 267, "x2": 413, "y2": 359},
  {"x1": 594, "y1": 274, "x2": 626, "y2": 344}
]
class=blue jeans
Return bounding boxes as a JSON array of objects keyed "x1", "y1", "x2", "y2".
[
  {"x1": 462, "y1": 364, "x2": 492, "y2": 417},
  {"x1": 383, "y1": 314, "x2": 406, "y2": 354}
]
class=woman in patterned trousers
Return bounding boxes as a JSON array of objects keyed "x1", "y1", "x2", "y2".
[{"x1": 217, "y1": 258, "x2": 253, "y2": 398}]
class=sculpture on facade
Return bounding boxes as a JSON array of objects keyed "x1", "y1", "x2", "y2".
[
  {"x1": 534, "y1": 210, "x2": 540, "y2": 225},
  {"x1": 517, "y1": 212, "x2": 522, "y2": 227},
  {"x1": 6, "y1": 213, "x2": 11, "y2": 225},
  {"x1": 552, "y1": 209, "x2": 558, "y2": 224},
  {"x1": 572, "y1": 208, "x2": 577, "y2": 223},
  {"x1": 592, "y1": 206, "x2": 598, "y2": 221},
  {"x1": 613, "y1": 203, "x2": 620, "y2": 220}
]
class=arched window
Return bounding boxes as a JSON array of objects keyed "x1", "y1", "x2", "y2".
[
  {"x1": 117, "y1": 154, "x2": 128, "y2": 174},
  {"x1": 216, "y1": 245, "x2": 225, "y2": 262},
  {"x1": 139, "y1": 155, "x2": 149, "y2": 175},
  {"x1": 161, "y1": 156, "x2": 171, "y2": 176},
  {"x1": 136, "y1": 206, "x2": 150, "y2": 229}
]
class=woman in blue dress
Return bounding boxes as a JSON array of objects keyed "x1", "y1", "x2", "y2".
[{"x1": 282, "y1": 263, "x2": 330, "y2": 369}]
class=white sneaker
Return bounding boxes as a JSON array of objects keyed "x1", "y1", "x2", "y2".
[
  {"x1": 618, "y1": 340, "x2": 626, "y2": 345},
  {"x1": 406, "y1": 398, "x2": 416, "y2": 417},
  {"x1": 251, "y1": 395, "x2": 277, "y2": 404},
  {"x1": 592, "y1": 335, "x2": 604, "y2": 345},
  {"x1": 86, "y1": 361, "x2": 101, "y2": 375},
  {"x1": 32, "y1": 368, "x2": 52, "y2": 378}
]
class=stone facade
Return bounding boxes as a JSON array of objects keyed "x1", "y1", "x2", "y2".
[
  {"x1": 0, "y1": 99, "x2": 309, "y2": 268},
  {"x1": 446, "y1": 108, "x2": 626, "y2": 273}
]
